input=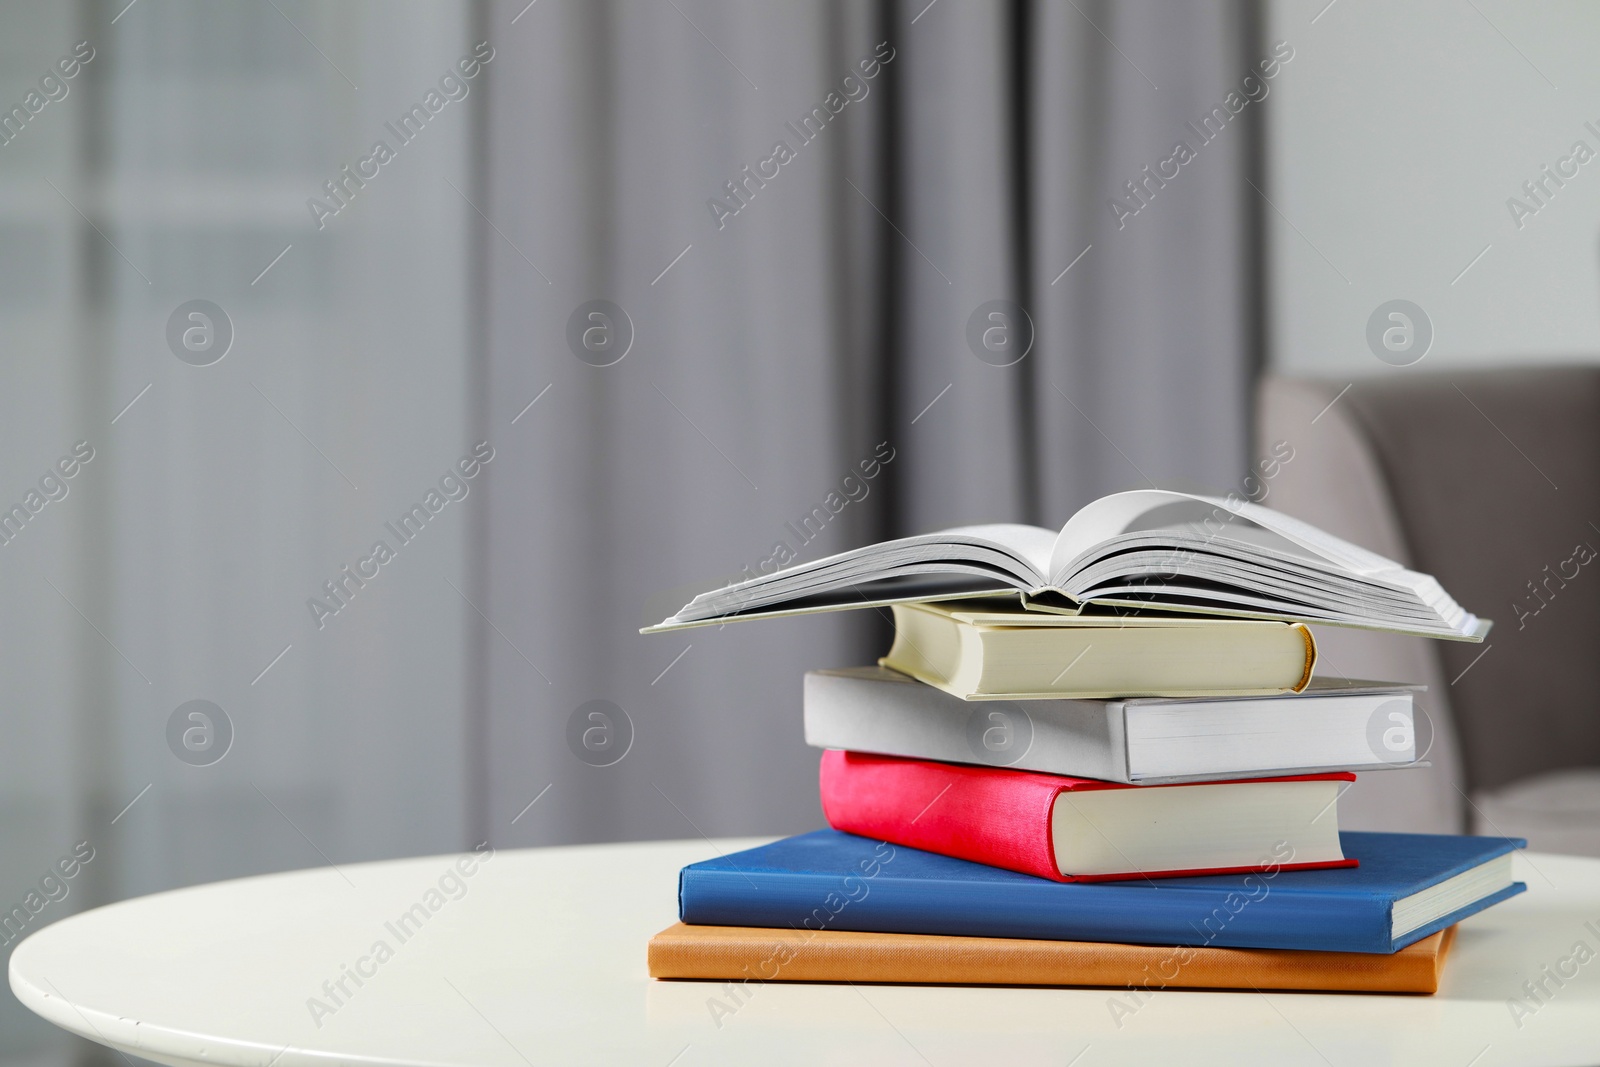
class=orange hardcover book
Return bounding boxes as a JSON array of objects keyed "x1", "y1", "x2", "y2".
[{"x1": 647, "y1": 922, "x2": 1453, "y2": 994}]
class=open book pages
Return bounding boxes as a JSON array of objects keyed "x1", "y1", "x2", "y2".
[{"x1": 645, "y1": 490, "x2": 1489, "y2": 640}]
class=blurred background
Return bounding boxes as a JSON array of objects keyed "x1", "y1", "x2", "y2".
[{"x1": 5, "y1": 0, "x2": 1600, "y2": 1061}]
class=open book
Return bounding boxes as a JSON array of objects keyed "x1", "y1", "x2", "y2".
[{"x1": 645, "y1": 490, "x2": 1488, "y2": 640}]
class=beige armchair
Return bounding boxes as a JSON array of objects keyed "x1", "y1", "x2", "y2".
[{"x1": 1257, "y1": 369, "x2": 1600, "y2": 855}]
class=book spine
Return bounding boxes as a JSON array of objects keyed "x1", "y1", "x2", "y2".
[
  {"x1": 818, "y1": 750, "x2": 1064, "y2": 880},
  {"x1": 879, "y1": 604, "x2": 952, "y2": 691}
]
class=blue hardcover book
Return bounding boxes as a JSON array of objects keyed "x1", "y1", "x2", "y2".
[{"x1": 679, "y1": 829, "x2": 1525, "y2": 954}]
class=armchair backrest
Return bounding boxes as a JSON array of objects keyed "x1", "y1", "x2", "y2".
[{"x1": 1260, "y1": 368, "x2": 1600, "y2": 799}]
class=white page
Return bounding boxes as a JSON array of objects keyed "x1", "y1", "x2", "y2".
[
  {"x1": 1049, "y1": 490, "x2": 1407, "y2": 583},
  {"x1": 661, "y1": 523, "x2": 1056, "y2": 625},
  {"x1": 938, "y1": 524, "x2": 1057, "y2": 581}
]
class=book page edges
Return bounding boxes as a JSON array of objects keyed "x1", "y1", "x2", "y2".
[
  {"x1": 874, "y1": 652, "x2": 1310, "y2": 701},
  {"x1": 874, "y1": 670, "x2": 1307, "y2": 702},
  {"x1": 640, "y1": 588, "x2": 1012, "y2": 633},
  {"x1": 1059, "y1": 857, "x2": 1357, "y2": 883}
]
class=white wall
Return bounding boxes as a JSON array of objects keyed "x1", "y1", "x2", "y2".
[{"x1": 1267, "y1": 0, "x2": 1600, "y2": 374}]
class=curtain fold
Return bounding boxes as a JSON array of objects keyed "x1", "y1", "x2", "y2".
[
  {"x1": 0, "y1": 2, "x2": 1259, "y2": 1062},
  {"x1": 483, "y1": 0, "x2": 1259, "y2": 845}
]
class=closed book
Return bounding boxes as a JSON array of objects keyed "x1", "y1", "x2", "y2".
[
  {"x1": 819, "y1": 749, "x2": 1355, "y2": 881},
  {"x1": 805, "y1": 666, "x2": 1423, "y2": 784},
  {"x1": 677, "y1": 829, "x2": 1525, "y2": 954},
  {"x1": 647, "y1": 922, "x2": 1455, "y2": 995},
  {"x1": 881, "y1": 600, "x2": 1316, "y2": 699}
]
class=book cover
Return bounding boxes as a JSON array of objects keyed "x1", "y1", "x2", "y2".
[
  {"x1": 819, "y1": 749, "x2": 1357, "y2": 881},
  {"x1": 677, "y1": 829, "x2": 1525, "y2": 954},
  {"x1": 879, "y1": 600, "x2": 1317, "y2": 699},
  {"x1": 648, "y1": 922, "x2": 1455, "y2": 994},
  {"x1": 804, "y1": 666, "x2": 1424, "y2": 783}
]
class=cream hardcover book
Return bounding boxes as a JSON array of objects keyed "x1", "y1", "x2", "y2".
[{"x1": 878, "y1": 599, "x2": 1316, "y2": 699}]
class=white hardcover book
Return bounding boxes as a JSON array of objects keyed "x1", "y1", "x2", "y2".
[
  {"x1": 803, "y1": 667, "x2": 1426, "y2": 785},
  {"x1": 647, "y1": 489, "x2": 1489, "y2": 640}
]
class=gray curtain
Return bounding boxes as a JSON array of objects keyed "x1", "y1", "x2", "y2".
[
  {"x1": 1, "y1": 1, "x2": 1258, "y2": 1062},
  {"x1": 483, "y1": 0, "x2": 1260, "y2": 846}
]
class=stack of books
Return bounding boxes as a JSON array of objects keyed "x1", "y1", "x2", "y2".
[{"x1": 644, "y1": 490, "x2": 1524, "y2": 995}]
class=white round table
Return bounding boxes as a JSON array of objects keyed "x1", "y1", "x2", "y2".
[{"x1": 10, "y1": 839, "x2": 1600, "y2": 1066}]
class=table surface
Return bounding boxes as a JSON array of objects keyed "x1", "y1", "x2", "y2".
[{"x1": 10, "y1": 838, "x2": 1600, "y2": 1067}]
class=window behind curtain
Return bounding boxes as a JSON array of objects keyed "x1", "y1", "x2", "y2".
[{"x1": 0, "y1": 3, "x2": 480, "y2": 1061}]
